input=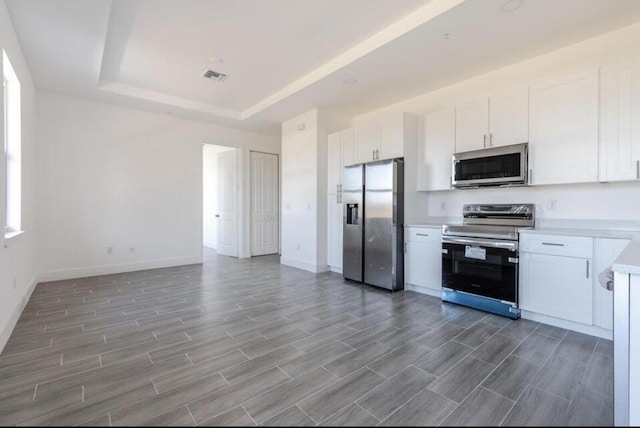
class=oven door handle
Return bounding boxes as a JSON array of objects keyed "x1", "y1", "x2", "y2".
[{"x1": 442, "y1": 236, "x2": 518, "y2": 251}]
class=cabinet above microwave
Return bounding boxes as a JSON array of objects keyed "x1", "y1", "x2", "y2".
[{"x1": 452, "y1": 142, "x2": 529, "y2": 188}]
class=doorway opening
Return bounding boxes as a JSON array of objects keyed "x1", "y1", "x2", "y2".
[{"x1": 203, "y1": 144, "x2": 238, "y2": 258}]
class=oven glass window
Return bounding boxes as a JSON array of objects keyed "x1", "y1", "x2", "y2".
[
  {"x1": 455, "y1": 152, "x2": 521, "y2": 181},
  {"x1": 443, "y1": 243, "x2": 517, "y2": 303}
]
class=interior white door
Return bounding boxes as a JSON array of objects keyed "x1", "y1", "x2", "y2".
[
  {"x1": 216, "y1": 149, "x2": 238, "y2": 257},
  {"x1": 251, "y1": 152, "x2": 279, "y2": 256}
]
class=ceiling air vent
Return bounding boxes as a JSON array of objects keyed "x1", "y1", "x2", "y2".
[{"x1": 202, "y1": 69, "x2": 228, "y2": 82}]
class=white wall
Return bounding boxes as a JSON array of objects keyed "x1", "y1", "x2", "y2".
[
  {"x1": 37, "y1": 92, "x2": 279, "y2": 280},
  {"x1": 353, "y1": 22, "x2": 640, "y2": 224},
  {"x1": 0, "y1": 0, "x2": 39, "y2": 352},
  {"x1": 202, "y1": 144, "x2": 234, "y2": 249},
  {"x1": 281, "y1": 109, "x2": 336, "y2": 272}
]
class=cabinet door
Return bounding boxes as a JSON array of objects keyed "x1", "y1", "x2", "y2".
[
  {"x1": 327, "y1": 194, "x2": 343, "y2": 269},
  {"x1": 341, "y1": 128, "x2": 356, "y2": 167},
  {"x1": 520, "y1": 252, "x2": 593, "y2": 325},
  {"x1": 404, "y1": 230, "x2": 442, "y2": 292},
  {"x1": 355, "y1": 122, "x2": 379, "y2": 164},
  {"x1": 529, "y1": 70, "x2": 599, "y2": 185},
  {"x1": 455, "y1": 98, "x2": 489, "y2": 153},
  {"x1": 594, "y1": 238, "x2": 630, "y2": 330},
  {"x1": 328, "y1": 132, "x2": 342, "y2": 195},
  {"x1": 378, "y1": 113, "x2": 404, "y2": 160},
  {"x1": 599, "y1": 59, "x2": 640, "y2": 182},
  {"x1": 489, "y1": 87, "x2": 529, "y2": 147},
  {"x1": 417, "y1": 108, "x2": 455, "y2": 191}
]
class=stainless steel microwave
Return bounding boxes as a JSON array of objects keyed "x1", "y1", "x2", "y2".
[{"x1": 452, "y1": 143, "x2": 528, "y2": 188}]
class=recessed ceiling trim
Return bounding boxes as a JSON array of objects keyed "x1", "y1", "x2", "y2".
[
  {"x1": 241, "y1": 0, "x2": 466, "y2": 119},
  {"x1": 98, "y1": 81, "x2": 240, "y2": 119}
]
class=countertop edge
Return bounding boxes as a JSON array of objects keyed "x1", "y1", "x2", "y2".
[{"x1": 612, "y1": 237, "x2": 640, "y2": 275}]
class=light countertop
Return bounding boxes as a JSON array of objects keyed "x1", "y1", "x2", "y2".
[
  {"x1": 405, "y1": 218, "x2": 640, "y2": 239},
  {"x1": 613, "y1": 236, "x2": 640, "y2": 275},
  {"x1": 519, "y1": 227, "x2": 639, "y2": 240}
]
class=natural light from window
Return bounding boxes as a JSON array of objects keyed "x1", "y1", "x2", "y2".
[{"x1": 3, "y1": 49, "x2": 21, "y2": 238}]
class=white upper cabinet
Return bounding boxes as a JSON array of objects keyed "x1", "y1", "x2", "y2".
[
  {"x1": 417, "y1": 108, "x2": 455, "y2": 191},
  {"x1": 599, "y1": 58, "x2": 640, "y2": 182},
  {"x1": 489, "y1": 87, "x2": 529, "y2": 147},
  {"x1": 341, "y1": 128, "x2": 355, "y2": 168},
  {"x1": 354, "y1": 112, "x2": 417, "y2": 164},
  {"x1": 529, "y1": 69, "x2": 599, "y2": 185},
  {"x1": 378, "y1": 112, "x2": 406, "y2": 160},
  {"x1": 455, "y1": 98, "x2": 489, "y2": 152},
  {"x1": 455, "y1": 87, "x2": 529, "y2": 153},
  {"x1": 327, "y1": 131, "x2": 342, "y2": 195},
  {"x1": 355, "y1": 122, "x2": 379, "y2": 164}
]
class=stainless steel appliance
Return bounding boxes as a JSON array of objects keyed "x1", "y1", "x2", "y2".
[
  {"x1": 343, "y1": 159, "x2": 404, "y2": 291},
  {"x1": 441, "y1": 203, "x2": 534, "y2": 319},
  {"x1": 452, "y1": 143, "x2": 528, "y2": 188}
]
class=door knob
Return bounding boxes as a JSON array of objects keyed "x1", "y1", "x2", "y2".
[{"x1": 215, "y1": 214, "x2": 220, "y2": 218}]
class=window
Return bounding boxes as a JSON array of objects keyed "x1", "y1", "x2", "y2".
[{"x1": 3, "y1": 49, "x2": 21, "y2": 237}]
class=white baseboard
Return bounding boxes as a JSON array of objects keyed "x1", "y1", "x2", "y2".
[
  {"x1": 0, "y1": 272, "x2": 39, "y2": 354},
  {"x1": 521, "y1": 310, "x2": 613, "y2": 340},
  {"x1": 37, "y1": 255, "x2": 204, "y2": 283},
  {"x1": 405, "y1": 283, "x2": 442, "y2": 298},
  {"x1": 280, "y1": 257, "x2": 329, "y2": 274},
  {"x1": 328, "y1": 266, "x2": 343, "y2": 274}
]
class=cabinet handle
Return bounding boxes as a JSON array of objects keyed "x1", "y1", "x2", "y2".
[
  {"x1": 483, "y1": 134, "x2": 487, "y2": 148},
  {"x1": 542, "y1": 242, "x2": 565, "y2": 246},
  {"x1": 416, "y1": 233, "x2": 429, "y2": 236},
  {"x1": 336, "y1": 184, "x2": 339, "y2": 193},
  {"x1": 636, "y1": 160, "x2": 639, "y2": 179},
  {"x1": 586, "y1": 260, "x2": 590, "y2": 279},
  {"x1": 489, "y1": 133, "x2": 493, "y2": 147},
  {"x1": 529, "y1": 169, "x2": 533, "y2": 184},
  {"x1": 372, "y1": 150, "x2": 375, "y2": 160}
]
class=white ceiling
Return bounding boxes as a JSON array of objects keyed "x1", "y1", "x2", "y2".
[{"x1": 6, "y1": 0, "x2": 640, "y2": 135}]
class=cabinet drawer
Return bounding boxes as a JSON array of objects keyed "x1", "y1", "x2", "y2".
[
  {"x1": 405, "y1": 227, "x2": 442, "y2": 243},
  {"x1": 520, "y1": 233, "x2": 593, "y2": 258}
]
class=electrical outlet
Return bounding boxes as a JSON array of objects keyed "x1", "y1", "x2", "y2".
[
  {"x1": 106, "y1": 246, "x2": 113, "y2": 255},
  {"x1": 440, "y1": 201, "x2": 446, "y2": 211},
  {"x1": 129, "y1": 246, "x2": 135, "y2": 254},
  {"x1": 546, "y1": 199, "x2": 558, "y2": 211}
]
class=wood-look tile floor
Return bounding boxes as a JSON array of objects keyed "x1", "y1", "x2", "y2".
[{"x1": 0, "y1": 249, "x2": 613, "y2": 426}]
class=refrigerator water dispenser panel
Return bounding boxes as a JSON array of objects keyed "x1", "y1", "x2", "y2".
[{"x1": 346, "y1": 204, "x2": 359, "y2": 225}]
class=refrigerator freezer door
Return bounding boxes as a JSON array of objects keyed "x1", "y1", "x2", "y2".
[
  {"x1": 342, "y1": 164, "x2": 364, "y2": 282},
  {"x1": 364, "y1": 159, "x2": 404, "y2": 290}
]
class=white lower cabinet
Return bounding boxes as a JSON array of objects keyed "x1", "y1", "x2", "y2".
[
  {"x1": 594, "y1": 238, "x2": 630, "y2": 330},
  {"x1": 519, "y1": 232, "x2": 628, "y2": 337},
  {"x1": 520, "y1": 251, "x2": 593, "y2": 325},
  {"x1": 404, "y1": 227, "x2": 442, "y2": 296},
  {"x1": 327, "y1": 194, "x2": 343, "y2": 271}
]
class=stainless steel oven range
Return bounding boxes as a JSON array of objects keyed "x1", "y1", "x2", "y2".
[{"x1": 441, "y1": 203, "x2": 534, "y2": 319}]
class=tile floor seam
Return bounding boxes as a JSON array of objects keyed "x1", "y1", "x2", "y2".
[{"x1": 240, "y1": 404, "x2": 259, "y2": 426}]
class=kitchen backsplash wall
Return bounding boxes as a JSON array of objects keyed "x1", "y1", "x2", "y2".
[{"x1": 424, "y1": 181, "x2": 640, "y2": 223}]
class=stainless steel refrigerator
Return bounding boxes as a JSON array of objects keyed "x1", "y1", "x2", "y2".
[{"x1": 342, "y1": 158, "x2": 404, "y2": 291}]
